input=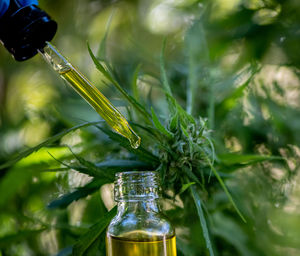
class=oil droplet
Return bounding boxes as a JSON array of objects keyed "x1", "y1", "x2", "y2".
[{"x1": 129, "y1": 135, "x2": 141, "y2": 149}]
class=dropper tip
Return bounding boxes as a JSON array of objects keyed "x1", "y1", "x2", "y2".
[{"x1": 130, "y1": 135, "x2": 141, "y2": 149}]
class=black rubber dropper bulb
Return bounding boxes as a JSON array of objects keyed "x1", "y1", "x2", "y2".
[{"x1": 0, "y1": 0, "x2": 57, "y2": 61}]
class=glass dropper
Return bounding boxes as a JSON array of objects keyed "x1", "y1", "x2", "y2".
[{"x1": 39, "y1": 42, "x2": 141, "y2": 149}]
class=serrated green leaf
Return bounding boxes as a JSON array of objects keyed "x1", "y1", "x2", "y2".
[
  {"x1": 96, "y1": 159, "x2": 151, "y2": 170},
  {"x1": 176, "y1": 100, "x2": 196, "y2": 128},
  {"x1": 190, "y1": 185, "x2": 214, "y2": 256},
  {"x1": 69, "y1": 158, "x2": 152, "y2": 179},
  {"x1": 98, "y1": 126, "x2": 159, "y2": 164},
  {"x1": 169, "y1": 112, "x2": 179, "y2": 132},
  {"x1": 159, "y1": 43, "x2": 196, "y2": 128},
  {"x1": 180, "y1": 124, "x2": 189, "y2": 138},
  {"x1": 170, "y1": 95, "x2": 195, "y2": 128},
  {"x1": 130, "y1": 122, "x2": 158, "y2": 137},
  {"x1": 72, "y1": 206, "x2": 117, "y2": 256},
  {"x1": 55, "y1": 158, "x2": 151, "y2": 181},
  {"x1": 207, "y1": 158, "x2": 246, "y2": 222},
  {"x1": 87, "y1": 43, "x2": 151, "y2": 122},
  {"x1": 70, "y1": 152, "x2": 114, "y2": 180},
  {"x1": 151, "y1": 107, "x2": 173, "y2": 139},
  {"x1": 97, "y1": 10, "x2": 115, "y2": 60},
  {"x1": 87, "y1": 43, "x2": 112, "y2": 82},
  {"x1": 0, "y1": 121, "x2": 101, "y2": 170},
  {"x1": 48, "y1": 178, "x2": 107, "y2": 209}
]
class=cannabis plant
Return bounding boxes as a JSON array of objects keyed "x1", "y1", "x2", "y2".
[
  {"x1": 1, "y1": 1, "x2": 300, "y2": 256},
  {"x1": 0, "y1": 31, "x2": 279, "y2": 256}
]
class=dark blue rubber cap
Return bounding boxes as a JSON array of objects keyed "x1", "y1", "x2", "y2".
[
  {"x1": 0, "y1": 2, "x2": 57, "y2": 61},
  {"x1": 0, "y1": 0, "x2": 10, "y2": 17}
]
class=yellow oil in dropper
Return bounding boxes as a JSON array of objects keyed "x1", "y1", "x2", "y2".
[{"x1": 39, "y1": 42, "x2": 140, "y2": 149}]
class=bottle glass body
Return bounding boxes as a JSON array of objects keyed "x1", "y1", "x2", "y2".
[{"x1": 106, "y1": 171, "x2": 176, "y2": 256}]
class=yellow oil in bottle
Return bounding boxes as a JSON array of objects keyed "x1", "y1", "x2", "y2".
[
  {"x1": 106, "y1": 233, "x2": 177, "y2": 256},
  {"x1": 59, "y1": 67, "x2": 141, "y2": 149}
]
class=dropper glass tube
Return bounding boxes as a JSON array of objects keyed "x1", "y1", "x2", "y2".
[{"x1": 39, "y1": 42, "x2": 141, "y2": 149}]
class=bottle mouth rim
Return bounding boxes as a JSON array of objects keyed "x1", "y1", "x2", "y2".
[
  {"x1": 114, "y1": 171, "x2": 160, "y2": 185},
  {"x1": 114, "y1": 171, "x2": 161, "y2": 202},
  {"x1": 115, "y1": 171, "x2": 158, "y2": 177}
]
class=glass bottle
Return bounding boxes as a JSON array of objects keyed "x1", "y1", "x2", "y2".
[{"x1": 106, "y1": 171, "x2": 176, "y2": 256}]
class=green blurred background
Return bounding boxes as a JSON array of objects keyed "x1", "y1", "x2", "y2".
[{"x1": 0, "y1": 0, "x2": 300, "y2": 255}]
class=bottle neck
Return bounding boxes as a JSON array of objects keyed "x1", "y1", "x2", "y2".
[
  {"x1": 117, "y1": 199, "x2": 160, "y2": 215},
  {"x1": 114, "y1": 171, "x2": 161, "y2": 202}
]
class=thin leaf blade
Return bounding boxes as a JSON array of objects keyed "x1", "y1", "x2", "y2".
[
  {"x1": 218, "y1": 154, "x2": 283, "y2": 166},
  {"x1": 151, "y1": 107, "x2": 173, "y2": 139},
  {"x1": 0, "y1": 121, "x2": 101, "y2": 170},
  {"x1": 87, "y1": 43, "x2": 151, "y2": 122},
  {"x1": 190, "y1": 185, "x2": 214, "y2": 256},
  {"x1": 48, "y1": 178, "x2": 107, "y2": 209},
  {"x1": 72, "y1": 206, "x2": 117, "y2": 256}
]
